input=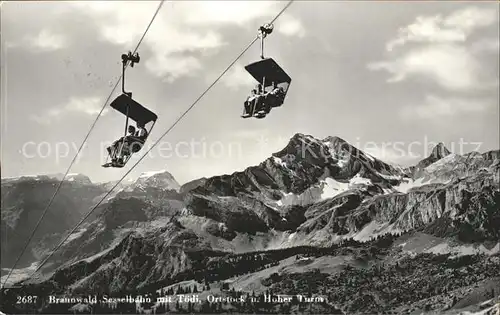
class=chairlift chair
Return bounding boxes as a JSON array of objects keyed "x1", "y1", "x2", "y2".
[
  {"x1": 102, "y1": 52, "x2": 158, "y2": 168},
  {"x1": 241, "y1": 24, "x2": 292, "y2": 119}
]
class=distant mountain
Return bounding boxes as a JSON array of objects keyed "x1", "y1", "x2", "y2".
[
  {"x1": 1, "y1": 173, "x2": 92, "y2": 185},
  {"x1": 50, "y1": 173, "x2": 93, "y2": 185},
  {"x1": 415, "y1": 142, "x2": 451, "y2": 170},
  {"x1": 0, "y1": 170, "x2": 180, "y2": 272},
  {"x1": 130, "y1": 170, "x2": 181, "y2": 192},
  {"x1": 1, "y1": 134, "x2": 498, "y2": 315}
]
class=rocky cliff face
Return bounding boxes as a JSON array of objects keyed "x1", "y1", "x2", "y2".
[{"x1": 1, "y1": 134, "x2": 498, "y2": 315}]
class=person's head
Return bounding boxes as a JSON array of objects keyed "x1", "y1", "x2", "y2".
[
  {"x1": 251, "y1": 89, "x2": 256, "y2": 95},
  {"x1": 128, "y1": 125, "x2": 136, "y2": 134},
  {"x1": 137, "y1": 121, "x2": 145, "y2": 129}
]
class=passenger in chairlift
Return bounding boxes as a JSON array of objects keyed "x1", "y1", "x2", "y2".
[
  {"x1": 107, "y1": 125, "x2": 136, "y2": 157},
  {"x1": 253, "y1": 84, "x2": 266, "y2": 113},
  {"x1": 128, "y1": 121, "x2": 148, "y2": 154},
  {"x1": 264, "y1": 82, "x2": 284, "y2": 108},
  {"x1": 269, "y1": 82, "x2": 284, "y2": 99},
  {"x1": 135, "y1": 122, "x2": 148, "y2": 140},
  {"x1": 244, "y1": 88, "x2": 258, "y2": 115}
]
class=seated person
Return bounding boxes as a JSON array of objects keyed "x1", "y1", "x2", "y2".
[
  {"x1": 107, "y1": 125, "x2": 135, "y2": 158},
  {"x1": 128, "y1": 122, "x2": 148, "y2": 153},
  {"x1": 136, "y1": 122, "x2": 148, "y2": 140},
  {"x1": 265, "y1": 82, "x2": 285, "y2": 107},
  {"x1": 243, "y1": 89, "x2": 258, "y2": 115},
  {"x1": 106, "y1": 122, "x2": 148, "y2": 164},
  {"x1": 253, "y1": 84, "x2": 267, "y2": 114}
]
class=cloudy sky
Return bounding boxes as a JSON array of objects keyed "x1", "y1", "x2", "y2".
[{"x1": 1, "y1": 1, "x2": 498, "y2": 184}]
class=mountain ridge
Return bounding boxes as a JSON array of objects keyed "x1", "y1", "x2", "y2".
[{"x1": 1, "y1": 134, "x2": 498, "y2": 315}]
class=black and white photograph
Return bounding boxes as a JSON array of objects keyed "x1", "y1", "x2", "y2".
[{"x1": 1, "y1": 1, "x2": 499, "y2": 314}]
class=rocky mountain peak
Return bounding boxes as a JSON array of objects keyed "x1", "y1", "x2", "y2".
[
  {"x1": 430, "y1": 143, "x2": 451, "y2": 160},
  {"x1": 275, "y1": 134, "x2": 351, "y2": 159},
  {"x1": 415, "y1": 142, "x2": 452, "y2": 170},
  {"x1": 131, "y1": 169, "x2": 181, "y2": 191},
  {"x1": 322, "y1": 135, "x2": 348, "y2": 145},
  {"x1": 2, "y1": 130, "x2": 499, "y2": 314}
]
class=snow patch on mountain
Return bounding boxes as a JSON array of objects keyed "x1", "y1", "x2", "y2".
[
  {"x1": 139, "y1": 170, "x2": 168, "y2": 178},
  {"x1": 365, "y1": 152, "x2": 376, "y2": 162},
  {"x1": 273, "y1": 174, "x2": 374, "y2": 207},
  {"x1": 51, "y1": 173, "x2": 92, "y2": 184},
  {"x1": 350, "y1": 174, "x2": 372, "y2": 186},
  {"x1": 425, "y1": 153, "x2": 463, "y2": 172},
  {"x1": 393, "y1": 177, "x2": 433, "y2": 193},
  {"x1": 275, "y1": 190, "x2": 313, "y2": 207},
  {"x1": 131, "y1": 170, "x2": 181, "y2": 191},
  {"x1": 322, "y1": 140, "x2": 349, "y2": 167},
  {"x1": 392, "y1": 176, "x2": 452, "y2": 193},
  {"x1": 320, "y1": 174, "x2": 372, "y2": 199},
  {"x1": 272, "y1": 156, "x2": 293, "y2": 169},
  {"x1": 320, "y1": 178, "x2": 349, "y2": 199},
  {"x1": 377, "y1": 172, "x2": 403, "y2": 181}
]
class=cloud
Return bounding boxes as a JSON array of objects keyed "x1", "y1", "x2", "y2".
[
  {"x1": 386, "y1": 6, "x2": 498, "y2": 51},
  {"x1": 471, "y1": 38, "x2": 500, "y2": 53},
  {"x1": 276, "y1": 14, "x2": 306, "y2": 38},
  {"x1": 368, "y1": 6, "x2": 499, "y2": 92},
  {"x1": 368, "y1": 44, "x2": 486, "y2": 90},
  {"x1": 31, "y1": 96, "x2": 107, "y2": 124},
  {"x1": 71, "y1": 1, "x2": 304, "y2": 82},
  {"x1": 65, "y1": 97, "x2": 108, "y2": 115},
  {"x1": 444, "y1": 6, "x2": 498, "y2": 32},
  {"x1": 6, "y1": 29, "x2": 67, "y2": 52},
  {"x1": 399, "y1": 94, "x2": 492, "y2": 120},
  {"x1": 146, "y1": 55, "x2": 202, "y2": 83},
  {"x1": 30, "y1": 29, "x2": 67, "y2": 51}
]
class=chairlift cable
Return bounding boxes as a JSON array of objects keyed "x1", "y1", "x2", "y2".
[
  {"x1": 24, "y1": 0, "x2": 295, "y2": 282},
  {"x1": 1, "y1": 0, "x2": 166, "y2": 289}
]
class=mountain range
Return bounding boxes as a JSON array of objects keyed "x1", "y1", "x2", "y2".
[{"x1": 1, "y1": 133, "x2": 499, "y2": 314}]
